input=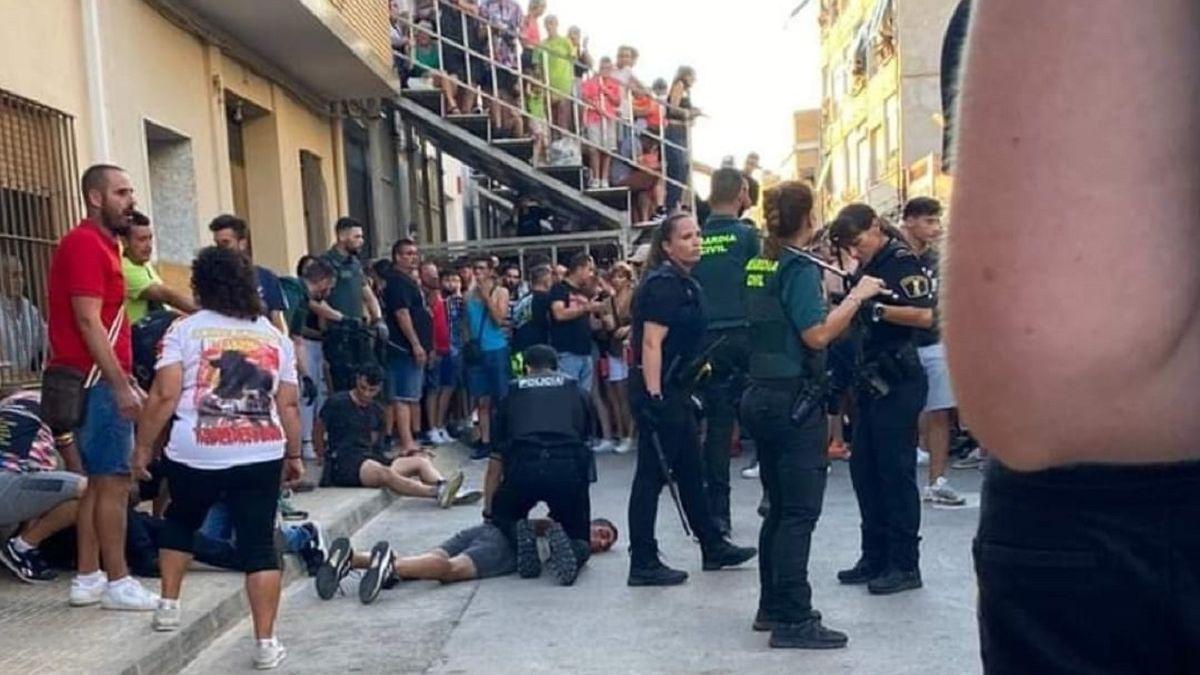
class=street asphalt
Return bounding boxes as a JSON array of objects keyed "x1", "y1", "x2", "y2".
[{"x1": 185, "y1": 450, "x2": 985, "y2": 674}]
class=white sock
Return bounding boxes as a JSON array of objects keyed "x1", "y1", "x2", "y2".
[
  {"x1": 12, "y1": 536, "x2": 34, "y2": 553},
  {"x1": 159, "y1": 598, "x2": 180, "y2": 610},
  {"x1": 77, "y1": 570, "x2": 106, "y2": 584},
  {"x1": 258, "y1": 637, "x2": 278, "y2": 647}
]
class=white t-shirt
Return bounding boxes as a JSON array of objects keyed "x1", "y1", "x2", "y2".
[
  {"x1": 158, "y1": 310, "x2": 297, "y2": 470},
  {"x1": 613, "y1": 67, "x2": 636, "y2": 119}
]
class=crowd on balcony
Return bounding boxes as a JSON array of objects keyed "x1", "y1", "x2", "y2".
[{"x1": 388, "y1": 0, "x2": 703, "y2": 218}]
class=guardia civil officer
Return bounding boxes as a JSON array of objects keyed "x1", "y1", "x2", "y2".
[
  {"x1": 626, "y1": 213, "x2": 757, "y2": 587},
  {"x1": 741, "y1": 182, "x2": 886, "y2": 649},
  {"x1": 692, "y1": 167, "x2": 760, "y2": 536},
  {"x1": 484, "y1": 345, "x2": 594, "y2": 586},
  {"x1": 830, "y1": 204, "x2": 934, "y2": 595}
]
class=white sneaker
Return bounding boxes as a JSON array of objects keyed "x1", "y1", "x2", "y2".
[
  {"x1": 952, "y1": 448, "x2": 985, "y2": 470},
  {"x1": 253, "y1": 637, "x2": 287, "y2": 670},
  {"x1": 614, "y1": 438, "x2": 634, "y2": 454},
  {"x1": 741, "y1": 463, "x2": 760, "y2": 480},
  {"x1": 593, "y1": 439, "x2": 617, "y2": 454},
  {"x1": 916, "y1": 448, "x2": 930, "y2": 466},
  {"x1": 152, "y1": 602, "x2": 181, "y2": 632},
  {"x1": 923, "y1": 476, "x2": 967, "y2": 506},
  {"x1": 100, "y1": 577, "x2": 159, "y2": 611},
  {"x1": 69, "y1": 573, "x2": 108, "y2": 607},
  {"x1": 436, "y1": 428, "x2": 453, "y2": 444}
]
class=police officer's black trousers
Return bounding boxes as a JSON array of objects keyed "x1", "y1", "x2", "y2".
[
  {"x1": 975, "y1": 460, "x2": 1200, "y2": 674},
  {"x1": 491, "y1": 456, "x2": 592, "y2": 565},
  {"x1": 741, "y1": 384, "x2": 827, "y2": 623},
  {"x1": 323, "y1": 326, "x2": 376, "y2": 393},
  {"x1": 699, "y1": 328, "x2": 749, "y2": 533},
  {"x1": 850, "y1": 377, "x2": 926, "y2": 572},
  {"x1": 628, "y1": 381, "x2": 722, "y2": 566}
]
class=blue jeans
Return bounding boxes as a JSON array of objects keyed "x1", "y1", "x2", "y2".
[
  {"x1": 468, "y1": 348, "x2": 510, "y2": 401},
  {"x1": 77, "y1": 380, "x2": 134, "y2": 476},
  {"x1": 200, "y1": 502, "x2": 309, "y2": 554},
  {"x1": 557, "y1": 352, "x2": 594, "y2": 395},
  {"x1": 665, "y1": 124, "x2": 690, "y2": 211}
]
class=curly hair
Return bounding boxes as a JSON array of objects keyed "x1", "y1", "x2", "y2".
[
  {"x1": 762, "y1": 181, "x2": 815, "y2": 260},
  {"x1": 191, "y1": 246, "x2": 265, "y2": 320}
]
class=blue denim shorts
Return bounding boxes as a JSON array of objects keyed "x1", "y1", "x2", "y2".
[
  {"x1": 77, "y1": 380, "x2": 134, "y2": 476},
  {"x1": 468, "y1": 348, "x2": 510, "y2": 401},
  {"x1": 427, "y1": 352, "x2": 463, "y2": 391},
  {"x1": 389, "y1": 353, "x2": 425, "y2": 403}
]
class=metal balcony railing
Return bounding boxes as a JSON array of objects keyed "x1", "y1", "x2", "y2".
[{"x1": 394, "y1": 1, "x2": 700, "y2": 211}]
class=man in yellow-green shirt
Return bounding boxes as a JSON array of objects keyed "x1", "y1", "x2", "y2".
[{"x1": 121, "y1": 212, "x2": 195, "y2": 322}]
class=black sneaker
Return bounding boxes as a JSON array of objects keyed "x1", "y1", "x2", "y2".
[
  {"x1": 515, "y1": 520, "x2": 541, "y2": 579},
  {"x1": 769, "y1": 619, "x2": 849, "y2": 650},
  {"x1": 753, "y1": 608, "x2": 821, "y2": 632},
  {"x1": 867, "y1": 568, "x2": 923, "y2": 595},
  {"x1": 544, "y1": 523, "x2": 580, "y2": 586},
  {"x1": 0, "y1": 538, "x2": 56, "y2": 583},
  {"x1": 627, "y1": 560, "x2": 689, "y2": 587},
  {"x1": 360, "y1": 541, "x2": 396, "y2": 605},
  {"x1": 316, "y1": 537, "x2": 353, "y2": 600},
  {"x1": 837, "y1": 557, "x2": 881, "y2": 585},
  {"x1": 701, "y1": 540, "x2": 758, "y2": 571}
]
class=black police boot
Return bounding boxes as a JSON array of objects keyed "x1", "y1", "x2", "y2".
[
  {"x1": 836, "y1": 557, "x2": 881, "y2": 585},
  {"x1": 701, "y1": 539, "x2": 758, "y2": 571},
  {"x1": 627, "y1": 558, "x2": 689, "y2": 587},
  {"x1": 753, "y1": 608, "x2": 821, "y2": 632},
  {"x1": 769, "y1": 618, "x2": 849, "y2": 650},
  {"x1": 545, "y1": 523, "x2": 581, "y2": 587},
  {"x1": 867, "y1": 568, "x2": 923, "y2": 595},
  {"x1": 515, "y1": 520, "x2": 542, "y2": 579}
]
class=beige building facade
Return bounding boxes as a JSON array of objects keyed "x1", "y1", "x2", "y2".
[
  {"x1": 0, "y1": 0, "x2": 399, "y2": 301},
  {"x1": 817, "y1": 0, "x2": 960, "y2": 219}
]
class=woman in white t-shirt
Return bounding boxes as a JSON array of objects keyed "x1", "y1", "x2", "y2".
[{"x1": 132, "y1": 246, "x2": 302, "y2": 670}]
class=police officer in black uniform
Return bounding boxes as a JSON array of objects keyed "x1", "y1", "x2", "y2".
[
  {"x1": 484, "y1": 345, "x2": 595, "y2": 586},
  {"x1": 626, "y1": 213, "x2": 757, "y2": 587},
  {"x1": 692, "y1": 168, "x2": 760, "y2": 536},
  {"x1": 741, "y1": 183, "x2": 888, "y2": 648},
  {"x1": 830, "y1": 203, "x2": 934, "y2": 595}
]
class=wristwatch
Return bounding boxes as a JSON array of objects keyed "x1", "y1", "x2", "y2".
[{"x1": 870, "y1": 301, "x2": 887, "y2": 323}]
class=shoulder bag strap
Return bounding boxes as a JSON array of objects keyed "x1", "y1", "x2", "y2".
[{"x1": 83, "y1": 309, "x2": 125, "y2": 389}]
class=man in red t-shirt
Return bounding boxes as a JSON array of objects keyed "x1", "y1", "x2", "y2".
[{"x1": 47, "y1": 164, "x2": 157, "y2": 611}]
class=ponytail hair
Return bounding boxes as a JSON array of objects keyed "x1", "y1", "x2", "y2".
[
  {"x1": 762, "y1": 181, "x2": 815, "y2": 260},
  {"x1": 645, "y1": 213, "x2": 694, "y2": 270}
]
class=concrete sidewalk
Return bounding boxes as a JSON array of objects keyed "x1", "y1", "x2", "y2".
[{"x1": 0, "y1": 447, "x2": 471, "y2": 675}]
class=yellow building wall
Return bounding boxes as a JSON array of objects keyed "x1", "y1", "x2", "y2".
[
  {"x1": 0, "y1": 0, "x2": 92, "y2": 179},
  {"x1": 273, "y1": 88, "x2": 339, "y2": 266},
  {"x1": 326, "y1": 0, "x2": 393, "y2": 70}
]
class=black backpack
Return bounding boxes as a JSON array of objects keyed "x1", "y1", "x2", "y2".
[{"x1": 132, "y1": 310, "x2": 182, "y2": 390}]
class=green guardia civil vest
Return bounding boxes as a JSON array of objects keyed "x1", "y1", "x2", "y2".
[{"x1": 745, "y1": 253, "x2": 822, "y2": 381}]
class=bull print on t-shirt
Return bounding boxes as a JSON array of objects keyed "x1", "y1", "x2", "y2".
[{"x1": 193, "y1": 330, "x2": 283, "y2": 445}]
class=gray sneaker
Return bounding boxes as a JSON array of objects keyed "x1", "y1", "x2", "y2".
[
  {"x1": 437, "y1": 472, "x2": 464, "y2": 509},
  {"x1": 923, "y1": 477, "x2": 966, "y2": 506}
]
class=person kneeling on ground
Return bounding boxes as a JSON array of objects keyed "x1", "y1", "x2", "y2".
[
  {"x1": 484, "y1": 344, "x2": 597, "y2": 586},
  {"x1": 316, "y1": 518, "x2": 619, "y2": 604},
  {"x1": 314, "y1": 364, "x2": 479, "y2": 508},
  {"x1": 0, "y1": 390, "x2": 87, "y2": 583}
]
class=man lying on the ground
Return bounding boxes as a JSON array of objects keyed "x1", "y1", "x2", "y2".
[
  {"x1": 484, "y1": 345, "x2": 596, "y2": 586},
  {"x1": 0, "y1": 390, "x2": 87, "y2": 583},
  {"x1": 315, "y1": 364, "x2": 480, "y2": 507},
  {"x1": 315, "y1": 517, "x2": 619, "y2": 604}
]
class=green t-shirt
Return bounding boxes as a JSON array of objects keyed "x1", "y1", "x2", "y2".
[
  {"x1": 693, "y1": 215, "x2": 761, "y2": 329},
  {"x1": 279, "y1": 277, "x2": 309, "y2": 338},
  {"x1": 413, "y1": 45, "x2": 440, "y2": 77},
  {"x1": 540, "y1": 36, "x2": 576, "y2": 95},
  {"x1": 122, "y1": 256, "x2": 163, "y2": 323}
]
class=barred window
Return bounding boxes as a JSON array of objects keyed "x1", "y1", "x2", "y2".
[{"x1": 0, "y1": 89, "x2": 81, "y2": 386}]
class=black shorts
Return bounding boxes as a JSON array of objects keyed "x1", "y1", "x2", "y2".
[
  {"x1": 160, "y1": 457, "x2": 283, "y2": 573},
  {"x1": 329, "y1": 453, "x2": 389, "y2": 488},
  {"x1": 438, "y1": 523, "x2": 516, "y2": 579},
  {"x1": 975, "y1": 459, "x2": 1200, "y2": 673}
]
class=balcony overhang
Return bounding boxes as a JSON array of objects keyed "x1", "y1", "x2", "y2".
[{"x1": 159, "y1": 0, "x2": 399, "y2": 101}]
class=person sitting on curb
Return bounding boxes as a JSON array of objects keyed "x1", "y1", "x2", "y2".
[
  {"x1": 314, "y1": 364, "x2": 479, "y2": 508},
  {"x1": 0, "y1": 390, "x2": 87, "y2": 583},
  {"x1": 314, "y1": 517, "x2": 619, "y2": 604}
]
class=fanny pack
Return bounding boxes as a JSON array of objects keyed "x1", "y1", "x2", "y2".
[{"x1": 41, "y1": 309, "x2": 124, "y2": 435}]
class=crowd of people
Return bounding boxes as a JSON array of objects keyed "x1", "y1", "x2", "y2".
[{"x1": 389, "y1": 0, "x2": 701, "y2": 217}]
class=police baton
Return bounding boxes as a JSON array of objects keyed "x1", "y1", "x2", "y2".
[
  {"x1": 786, "y1": 246, "x2": 901, "y2": 301},
  {"x1": 648, "y1": 429, "x2": 692, "y2": 538}
]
